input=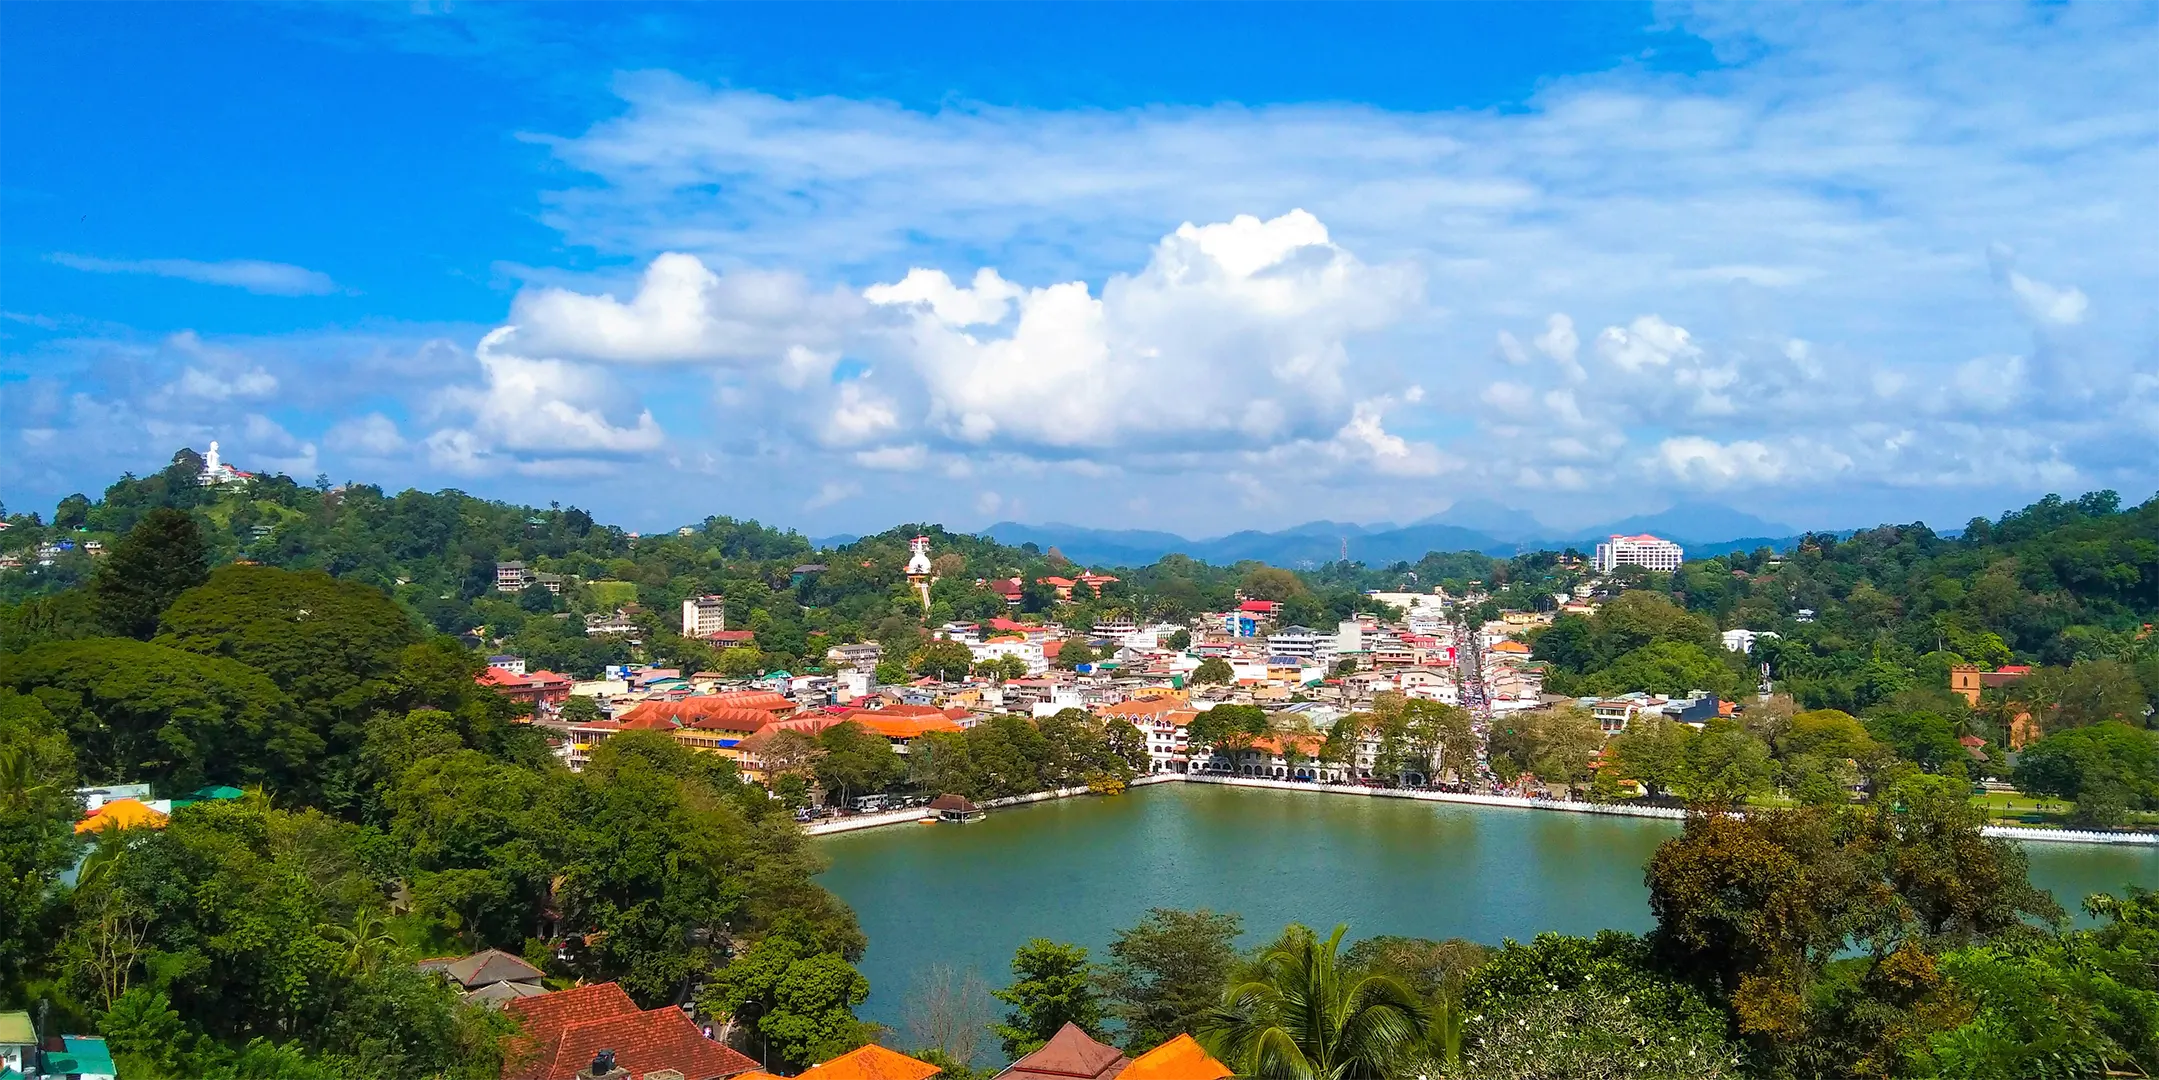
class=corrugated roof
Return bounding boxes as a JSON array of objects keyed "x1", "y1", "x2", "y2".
[{"x1": 0, "y1": 1010, "x2": 34, "y2": 1044}]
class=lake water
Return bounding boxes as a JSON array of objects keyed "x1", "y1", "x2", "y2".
[{"x1": 819, "y1": 783, "x2": 2158, "y2": 1033}]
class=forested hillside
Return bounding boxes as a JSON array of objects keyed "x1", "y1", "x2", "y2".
[{"x1": 1, "y1": 449, "x2": 1400, "y2": 680}]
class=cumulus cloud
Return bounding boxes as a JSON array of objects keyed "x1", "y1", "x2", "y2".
[
  {"x1": 867, "y1": 209, "x2": 1422, "y2": 452},
  {"x1": 425, "y1": 327, "x2": 665, "y2": 472},
  {"x1": 864, "y1": 268, "x2": 1022, "y2": 327},
  {"x1": 505, "y1": 252, "x2": 863, "y2": 364},
  {"x1": 324, "y1": 413, "x2": 407, "y2": 456},
  {"x1": 49, "y1": 254, "x2": 338, "y2": 296},
  {"x1": 1595, "y1": 315, "x2": 1699, "y2": 371}
]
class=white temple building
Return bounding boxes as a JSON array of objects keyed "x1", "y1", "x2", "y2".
[{"x1": 196, "y1": 441, "x2": 254, "y2": 487}]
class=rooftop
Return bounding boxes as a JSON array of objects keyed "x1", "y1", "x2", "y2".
[
  {"x1": 995, "y1": 1023, "x2": 1130, "y2": 1080},
  {"x1": 1116, "y1": 1035, "x2": 1229, "y2": 1080},
  {"x1": 795, "y1": 1044, "x2": 942, "y2": 1080},
  {"x1": 503, "y1": 982, "x2": 757, "y2": 1080}
]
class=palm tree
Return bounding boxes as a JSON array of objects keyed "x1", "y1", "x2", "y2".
[
  {"x1": 0, "y1": 745, "x2": 54, "y2": 813},
  {"x1": 1198, "y1": 924, "x2": 1430, "y2": 1080},
  {"x1": 317, "y1": 909, "x2": 400, "y2": 976}
]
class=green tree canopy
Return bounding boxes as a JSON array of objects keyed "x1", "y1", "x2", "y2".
[
  {"x1": 992, "y1": 939, "x2": 1105, "y2": 1059},
  {"x1": 90, "y1": 507, "x2": 209, "y2": 639},
  {"x1": 1189, "y1": 656, "x2": 1234, "y2": 685},
  {"x1": 2011, "y1": 721, "x2": 2159, "y2": 827},
  {"x1": 814, "y1": 720, "x2": 908, "y2": 806},
  {"x1": 0, "y1": 637, "x2": 313, "y2": 791},
  {"x1": 699, "y1": 918, "x2": 874, "y2": 1071},
  {"x1": 1096, "y1": 907, "x2": 1244, "y2": 1053},
  {"x1": 912, "y1": 639, "x2": 976, "y2": 681},
  {"x1": 156, "y1": 564, "x2": 425, "y2": 800}
]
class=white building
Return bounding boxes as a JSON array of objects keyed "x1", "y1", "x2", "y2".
[
  {"x1": 1721, "y1": 628, "x2": 1779, "y2": 653},
  {"x1": 681, "y1": 595, "x2": 726, "y2": 637},
  {"x1": 1593, "y1": 533, "x2": 1684, "y2": 574},
  {"x1": 971, "y1": 637, "x2": 1048, "y2": 676},
  {"x1": 1267, "y1": 625, "x2": 1336, "y2": 664}
]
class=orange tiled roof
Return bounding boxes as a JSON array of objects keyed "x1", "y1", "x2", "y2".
[
  {"x1": 796, "y1": 1044, "x2": 941, "y2": 1080},
  {"x1": 1117, "y1": 1034, "x2": 1230, "y2": 1080},
  {"x1": 76, "y1": 797, "x2": 168, "y2": 834},
  {"x1": 1247, "y1": 733, "x2": 1325, "y2": 756},
  {"x1": 708, "y1": 689, "x2": 795, "y2": 710},
  {"x1": 686, "y1": 708, "x2": 789, "y2": 734},
  {"x1": 1492, "y1": 641, "x2": 1531, "y2": 654},
  {"x1": 1097, "y1": 698, "x2": 1181, "y2": 719},
  {"x1": 850, "y1": 715, "x2": 963, "y2": 739}
]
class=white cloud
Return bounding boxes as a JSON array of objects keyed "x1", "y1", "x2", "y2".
[
  {"x1": 1595, "y1": 315, "x2": 1699, "y2": 371},
  {"x1": 2005, "y1": 271, "x2": 2089, "y2": 327},
  {"x1": 804, "y1": 480, "x2": 860, "y2": 509},
  {"x1": 175, "y1": 366, "x2": 277, "y2": 400},
  {"x1": 1495, "y1": 331, "x2": 1531, "y2": 365},
  {"x1": 506, "y1": 252, "x2": 862, "y2": 364},
  {"x1": 49, "y1": 253, "x2": 338, "y2": 296},
  {"x1": 324, "y1": 413, "x2": 407, "y2": 456},
  {"x1": 1332, "y1": 399, "x2": 1449, "y2": 477},
  {"x1": 863, "y1": 268, "x2": 1022, "y2": 327},
  {"x1": 237, "y1": 413, "x2": 319, "y2": 476},
  {"x1": 867, "y1": 209, "x2": 1421, "y2": 452},
  {"x1": 1533, "y1": 314, "x2": 1580, "y2": 373},
  {"x1": 425, "y1": 327, "x2": 665, "y2": 472},
  {"x1": 853, "y1": 444, "x2": 928, "y2": 470},
  {"x1": 825, "y1": 382, "x2": 901, "y2": 446}
]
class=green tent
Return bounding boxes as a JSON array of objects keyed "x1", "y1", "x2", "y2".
[{"x1": 188, "y1": 785, "x2": 246, "y2": 801}]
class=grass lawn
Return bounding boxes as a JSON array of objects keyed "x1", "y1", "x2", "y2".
[{"x1": 1967, "y1": 790, "x2": 2159, "y2": 829}]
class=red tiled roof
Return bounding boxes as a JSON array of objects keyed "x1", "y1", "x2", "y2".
[
  {"x1": 998, "y1": 1023, "x2": 1130, "y2": 1080},
  {"x1": 845, "y1": 703, "x2": 947, "y2": 718},
  {"x1": 615, "y1": 695, "x2": 791, "y2": 729},
  {"x1": 1238, "y1": 600, "x2": 1279, "y2": 614},
  {"x1": 503, "y1": 982, "x2": 757, "y2": 1080}
]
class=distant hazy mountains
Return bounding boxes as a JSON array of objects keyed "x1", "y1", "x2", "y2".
[{"x1": 980, "y1": 500, "x2": 1807, "y2": 568}]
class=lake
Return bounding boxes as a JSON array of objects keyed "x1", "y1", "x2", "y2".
[{"x1": 818, "y1": 783, "x2": 2158, "y2": 1034}]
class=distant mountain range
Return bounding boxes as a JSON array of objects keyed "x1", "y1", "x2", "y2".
[{"x1": 978, "y1": 501, "x2": 1809, "y2": 568}]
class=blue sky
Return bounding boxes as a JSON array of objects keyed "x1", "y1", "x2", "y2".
[{"x1": 4, "y1": 2, "x2": 2155, "y2": 536}]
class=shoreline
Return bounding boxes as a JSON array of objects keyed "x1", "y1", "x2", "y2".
[{"x1": 807, "y1": 772, "x2": 2159, "y2": 846}]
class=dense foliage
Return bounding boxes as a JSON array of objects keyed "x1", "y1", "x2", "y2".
[{"x1": 0, "y1": 497, "x2": 870, "y2": 1075}]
